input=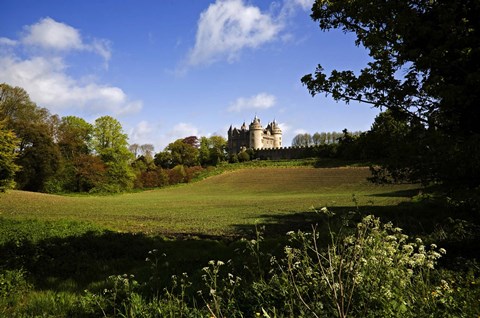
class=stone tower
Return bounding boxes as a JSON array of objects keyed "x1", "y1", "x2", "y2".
[
  {"x1": 272, "y1": 120, "x2": 282, "y2": 148},
  {"x1": 249, "y1": 115, "x2": 263, "y2": 149}
]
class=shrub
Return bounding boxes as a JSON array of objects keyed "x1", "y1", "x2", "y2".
[
  {"x1": 184, "y1": 166, "x2": 204, "y2": 183},
  {"x1": 237, "y1": 151, "x2": 250, "y2": 162},
  {"x1": 166, "y1": 165, "x2": 185, "y2": 185}
]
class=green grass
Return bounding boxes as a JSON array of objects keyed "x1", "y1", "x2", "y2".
[
  {"x1": 0, "y1": 167, "x2": 420, "y2": 236},
  {"x1": 1, "y1": 165, "x2": 478, "y2": 316}
]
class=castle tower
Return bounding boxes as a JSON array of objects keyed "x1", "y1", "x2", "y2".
[
  {"x1": 249, "y1": 115, "x2": 263, "y2": 149},
  {"x1": 272, "y1": 120, "x2": 282, "y2": 148}
]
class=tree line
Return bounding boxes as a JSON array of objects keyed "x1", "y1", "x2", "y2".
[
  {"x1": 0, "y1": 83, "x2": 229, "y2": 193},
  {"x1": 291, "y1": 131, "x2": 363, "y2": 147}
]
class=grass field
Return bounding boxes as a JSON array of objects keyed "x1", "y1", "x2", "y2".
[
  {"x1": 0, "y1": 167, "x2": 421, "y2": 236},
  {"x1": 2, "y1": 165, "x2": 479, "y2": 317}
]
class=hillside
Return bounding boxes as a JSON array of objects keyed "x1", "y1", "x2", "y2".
[{"x1": 0, "y1": 167, "x2": 419, "y2": 235}]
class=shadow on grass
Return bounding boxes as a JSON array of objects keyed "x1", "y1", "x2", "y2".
[
  {"x1": 233, "y1": 198, "x2": 480, "y2": 265},
  {"x1": 233, "y1": 199, "x2": 443, "y2": 238},
  {"x1": 0, "y1": 230, "x2": 240, "y2": 293},
  {"x1": 313, "y1": 158, "x2": 372, "y2": 168},
  {"x1": 1, "y1": 189, "x2": 478, "y2": 294},
  {"x1": 367, "y1": 188, "x2": 421, "y2": 198}
]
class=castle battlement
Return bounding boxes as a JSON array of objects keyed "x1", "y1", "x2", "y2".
[{"x1": 227, "y1": 116, "x2": 282, "y2": 154}]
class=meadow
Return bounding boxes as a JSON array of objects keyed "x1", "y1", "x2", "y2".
[
  {"x1": 1, "y1": 165, "x2": 478, "y2": 317},
  {"x1": 1, "y1": 166, "x2": 420, "y2": 236}
]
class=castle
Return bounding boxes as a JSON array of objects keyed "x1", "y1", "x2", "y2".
[{"x1": 227, "y1": 116, "x2": 282, "y2": 154}]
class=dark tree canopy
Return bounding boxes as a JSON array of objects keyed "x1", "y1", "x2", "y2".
[
  {"x1": 303, "y1": 0, "x2": 480, "y2": 134},
  {"x1": 302, "y1": 0, "x2": 480, "y2": 187}
]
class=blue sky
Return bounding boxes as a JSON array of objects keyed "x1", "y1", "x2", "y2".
[{"x1": 0, "y1": 0, "x2": 379, "y2": 150}]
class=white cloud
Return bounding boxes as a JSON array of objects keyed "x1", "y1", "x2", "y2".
[
  {"x1": 0, "y1": 37, "x2": 18, "y2": 46},
  {"x1": 21, "y1": 17, "x2": 111, "y2": 64},
  {"x1": 292, "y1": 0, "x2": 314, "y2": 10},
  {"x1": 168, "y1": 123, "x2": 199, "y2": 139},
  {"x1": 0, "y1": 55, "x2": 142, "y2": 116},
  {"x1": 22, "y1": 17, "x2": 83, "y2": 50},
  {"x1": 187, "y1": 0, "x2": 281, "y2": 66},
  {"x1": 294, "y1": 128, "x2": 308, "y2": 135},
  {"x1": 278, "y1": 122, "x2": 291, "y2": 133},
  {"x1": 129, "y1": 121, "x2": 154, "y2": 143},
  {"x1": 88, "y1": 38, "x2": 112, "y2": 65},
  {"x1": 153, "y1": 122, "x2": 201, "y2": 150},
  {"x1": 228, "y1": 93, "x2": 276, "y2": 112},
  {"x1": 0, "y1": 18, "x2": 138, "y2": 116},
  {"x1": 278, "y1": 0, "x2": 314, "y2": 19}
]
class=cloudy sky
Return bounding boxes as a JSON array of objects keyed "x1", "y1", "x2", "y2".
[{"x1": 0, "y1": 0, "x2": 379, "y2": 150}]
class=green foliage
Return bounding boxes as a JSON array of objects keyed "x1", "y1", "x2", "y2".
[
  {"x1": 57, "y1": 116, "x2": 93, "y2": 159},
  {"x1": 0, "y1": 83, "x2": 62, "y2": 192},
  {"x1": 14, "y1": 121, "x2": 62, "y2": 192},
  {"x1": 72, "y1": 215, "x2": 478, "y2": 317},
  {"x1": 0, "y1": 269, "x2": 31, "y2": 315},
  {"x1": 154, "y1": 150, "x2": 173, "y2": 169},
  {"x1": 0, "y1": 124, "x2": 19, "y2": 192},
  {"x1": 92, "y1": 116, "x2": 134, "y2": 193},
  {"x1": 93, "y1": 116, "x2": 129, "y2": 153},
  {"x1": 0, "y1": 83, "x2": 48, "y2": 125},
  {"x1": 167, "y1": 139, "x2": 199, "y2": 167},
  {"x1": 237, "y1": 150, "x2": 250, "y2": 162},
  {"x1": 167, "y1": 164, "x2": 187, "y2": 184},
  {"x1": 205, "y1": 135, "x2": 228, "y2": 166}
]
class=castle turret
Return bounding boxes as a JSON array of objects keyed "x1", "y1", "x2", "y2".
[
  {"x1": 249, "y1": 116, "x2": 263, "y2": 149},
  {"x1": 272, "y1": 120, "x2": 282, "y2": 148}
]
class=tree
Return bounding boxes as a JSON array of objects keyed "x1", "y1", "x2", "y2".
[
  {"x1": 92, "y1": 116, "x2": 134, "y2": 192},
  {"x1": 0, "y1": 123, "x2": 19, "y2": 191},
  {"x1": 0, "y1": 83, "x2": 49, "y2": 126},
  {"x1": 14, "y1": 121, "x2": 62, "y2": 192},
  {"x1": 72, "y1": 154, "x2": 107, "y2": 192},
  {"x1": 199, "y1": 137, "x2": 210, "y2": 166},
  {"x1": 57, "y1": 116, "x2": 93, "y2": 159},
  {"x1": 154, "y1": 150, "x2": 173, "y2": 169},
  {"x1": 129, "y1": 143, "x2": 140, "y2": 158},
  {"x1": 167, "y1": 139, "x2": 199, "y2": 167},
  {"x1": 182, "y1": 136, "x2": 200, "y2": 148},
  {"x1": 292, "y1": 133, "x2": 313, "y2": 147},
  {"x1": 0, "y1": 83, "x2": 65, "y2": 192},
  {"x1": 208, "y1": 135, "x2": 227, "y2": 165},
  {"x1": 140, "y1": 144, "x2": 154, "y2": 161},
  {"x1": 199, "y1": 136, "x2": 227, "y2": 166},
  {"x1": 93, "y1": 116, "x2": 130, "y2": 154},
  {"x1": 312, "y1": 132, "x2": 323, "y2": 146},
  {"x1": 93, "y1": 116, "x2": 131, "y2": 162},
  {"x1": 302, "y1": 0, "x2": 480, "y2": 187}
]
